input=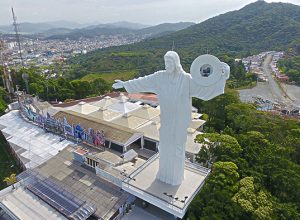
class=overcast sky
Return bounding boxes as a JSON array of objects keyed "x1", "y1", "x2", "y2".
[{"x1": 0, "y1": 0, "x2": 300, "y2": 26}]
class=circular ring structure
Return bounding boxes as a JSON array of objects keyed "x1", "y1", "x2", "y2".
[{"x1": 190, "y1": 54, "x2": 223, "y2": 86}]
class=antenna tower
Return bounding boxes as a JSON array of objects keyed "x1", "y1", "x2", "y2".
[
  {"x1": 12, "y1": 7, "x2": 29, "y2": 93},
  {"x1": 12, "y1": 7, "x2": 24, "y2": 67}
]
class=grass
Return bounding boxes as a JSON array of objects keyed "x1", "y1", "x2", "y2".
[
  {"x1": 80, "y1": 71, "x2": 138, "y2": 83},
  {"x1": 0, "y1": 133, "x2": 22, "y2": 190}
]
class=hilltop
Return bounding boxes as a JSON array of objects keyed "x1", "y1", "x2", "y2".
[
  {"x1": 68, "y1": 1, "x2": 300, "y2": 78},
  {"x1": 46, "y1": 22, "x2": 195, "y2": 40}
]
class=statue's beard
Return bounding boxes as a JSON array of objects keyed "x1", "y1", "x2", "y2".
[{"x1": 166, "y1": 67, "x2": 176, "y2": 73}]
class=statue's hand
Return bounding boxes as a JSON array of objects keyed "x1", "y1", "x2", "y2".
[
  {"x1": 221, "y1": 62, "x2": 230, "y2": 79},
  {"x1": 112, "y1": 80, "x2": 124, "y2": 89}
]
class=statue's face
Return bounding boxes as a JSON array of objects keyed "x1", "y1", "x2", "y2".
[{"x1": 165, "y1": 57, "x2": 175, "y2": 73}]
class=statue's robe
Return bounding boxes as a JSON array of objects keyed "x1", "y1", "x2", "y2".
[{"x1": 124, "y1": 70, "x2": 227, "y2": 185}]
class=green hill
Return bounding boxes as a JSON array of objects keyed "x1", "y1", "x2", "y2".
[
  {"x1": 47, "y1": 22, "x2": 194, "y2": 40},
  {"x1": 68, "y1": 1, "x2": 300, "y2": 79}
]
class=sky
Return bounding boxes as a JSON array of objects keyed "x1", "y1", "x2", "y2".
[{"x1": 0, "y1": 0, "x2": 300, "y2": 26}]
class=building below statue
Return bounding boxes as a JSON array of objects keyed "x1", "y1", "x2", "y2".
[
  {"x1": 0, "y1": 93, "x2": 210, "y2": 219},
  {"x1": 122, "y1": 153, "x2": 210, "y2": 219}
]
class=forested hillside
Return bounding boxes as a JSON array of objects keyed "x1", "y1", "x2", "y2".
[
  {"x1": 47, "y1": 22, "x2": 195, "y2": 40},
  {"x1": 187, "y1": 89, "x2": 300, "y2": 219},
  {"x1": 68, "y1": 1, "x2": 300, "y2": 79},
  {"x1": 278, "y1": 47, "x2": 300, "y2": 85}
]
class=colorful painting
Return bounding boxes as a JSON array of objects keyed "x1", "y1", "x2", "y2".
[
  {"x1": 75, "y1": 124, "x2": 84, "y2": 139},
  {"x1": 63, "y1": 117, "x2": 74, "y2": 136},
  {"x1": 20, "y1": 101, "x2": 106, "y2": 149}
]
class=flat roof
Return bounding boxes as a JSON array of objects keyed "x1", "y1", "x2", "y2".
[
  {"x1": 122, "y1": 154, "x2": 210, "y2": 219},
  {"x1": 34, "y1": 146, "x2": 131, "y2": 220},
  {"x1": 87, "y1": 150, "x2": 123, "y2": 166},
  {"x1": 0, "y1": 187, "x2": 67, "y2": 220},
  {"x1": 123, "y1": 205, "x2": 170, "y2": 220},
  {"x1": 0, "y1": 110, "x2": 72, "y2": 169},
  {"x1": 74, "y1": 148, "x2": 88, "y2": 155}
]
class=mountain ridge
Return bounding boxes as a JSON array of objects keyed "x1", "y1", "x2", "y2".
[
  {"x1": 67, "y1": 1, "x2": 300, "y2": 78},
  {"x1": 0, "y1": 20, "x2": 150, "y2": 34},
  {"x1": 46, "y1": 22, "x2": 195, "y2": 40}
]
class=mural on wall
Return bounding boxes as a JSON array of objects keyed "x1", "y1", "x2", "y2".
[
  {"x1": 63, "y1": 117, "x2": 74, "y2": 136},
  {"x1": 75, "y1": 124, "x2": 84, "y2": 139},
  {"x1": 94, "y1": 130, "x2": 105, "y2": 147},
  {"x1": 19, "y1": 99, "x2": 106, "y2": 149}
]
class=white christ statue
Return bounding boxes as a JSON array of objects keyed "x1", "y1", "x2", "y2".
[{"x1": 112, "y1": 51, "x2": 229, "y2": 185}]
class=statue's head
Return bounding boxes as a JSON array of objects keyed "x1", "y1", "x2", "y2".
[{"x1": 164, "y1": 51, "x2": 184, "y2": 73}]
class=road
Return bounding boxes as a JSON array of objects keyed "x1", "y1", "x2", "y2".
[
  {"x1": 282, "y1": 83, "x2": 300, "y2": 108},
  {"x1": 239, "y1": 54, "x2": 299, "y2": 109}
]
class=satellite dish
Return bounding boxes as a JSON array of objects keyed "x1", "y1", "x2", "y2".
[{"x1": 190, "y1": 54, "x2": 226, "y2": 86}]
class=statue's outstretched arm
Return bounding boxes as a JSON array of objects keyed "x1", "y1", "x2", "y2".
[
  {"x1": 189, "y1": 78, "x2": 226, "y2": 101},
  {"x1": 113, "y1": 72, "x2": 159, "y2": 94}
]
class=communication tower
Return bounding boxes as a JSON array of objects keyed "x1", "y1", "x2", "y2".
[{"x1": 11, "y1": 7, "x2": 29, "y2": 93}]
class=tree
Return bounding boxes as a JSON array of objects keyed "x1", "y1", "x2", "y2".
[
  {"x1": 29, "y1": 82, "x2": 44, "y2": 96},
  {"x1": 187, "y1": 162, "x2": 242, "y2": 220},
  {"x1": 225, "y1": 103, "x2": 257, "y2": 134},
  {"x1": 90, "y1": 78, "x2": 110, "y2": 95},
  {"x1": 237, "y1": 131, "x2": 272, "y2": 167},
  {"x1": 283, "y1": 128, "x2": 300, "y2": 164},
  {"x1": 193, "y1": 89, "x2": 240, "y2": 131},
  {"x1": 3, "y1": 173, "x2": 17, "y2": 189},
  {"x1": 0, "y1": 87, "x2": 10, "y2": 115},
  {"x1": 263, "y1": 156, "x2": 300, "y2": 207},
  {"x1": 70, "y1": 80, "x2": 92, "y2": 99},
  {"x1": 195, "y1": 133, "x2": 242, "y2": 167},
  {"x1": 232, "y1": 177, "x2": 275, "y2": 220}
]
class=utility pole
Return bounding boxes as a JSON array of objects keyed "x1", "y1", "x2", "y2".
[{"x1": 12, "y1": 7, "x2": 29, "y2": 93}]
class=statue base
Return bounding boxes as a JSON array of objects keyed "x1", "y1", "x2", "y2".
[{"x1": 121, "y1": 153, "x2": 210, "y2": 219}]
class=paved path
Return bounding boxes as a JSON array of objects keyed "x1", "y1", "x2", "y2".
[
  {"x1": 239, "y1": 55, "x2": 299, "y2": 109},
  {"x1": 282, "y1": 83, "x2": 300, "y2": 108}
]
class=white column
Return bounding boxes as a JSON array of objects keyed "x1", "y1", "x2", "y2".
[{"x1": 141, "y1": 137, "x2": 144, "y2": 149}]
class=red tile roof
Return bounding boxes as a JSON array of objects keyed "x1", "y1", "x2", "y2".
[
  {"x1": 53, "y1": 92, "x2": 124, "y2": 107},
  {"x1": 75, "y1": 148, "x2": 88, "y2": 155}
]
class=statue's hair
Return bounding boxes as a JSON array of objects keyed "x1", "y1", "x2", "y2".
[{"x1": 164, "y1": 51, "x2": 184, "y2": 73}]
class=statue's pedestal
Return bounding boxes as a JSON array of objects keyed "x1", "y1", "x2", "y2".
[{"x1": 121, "y1": 153, "x2": 210, "y2": 219}]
